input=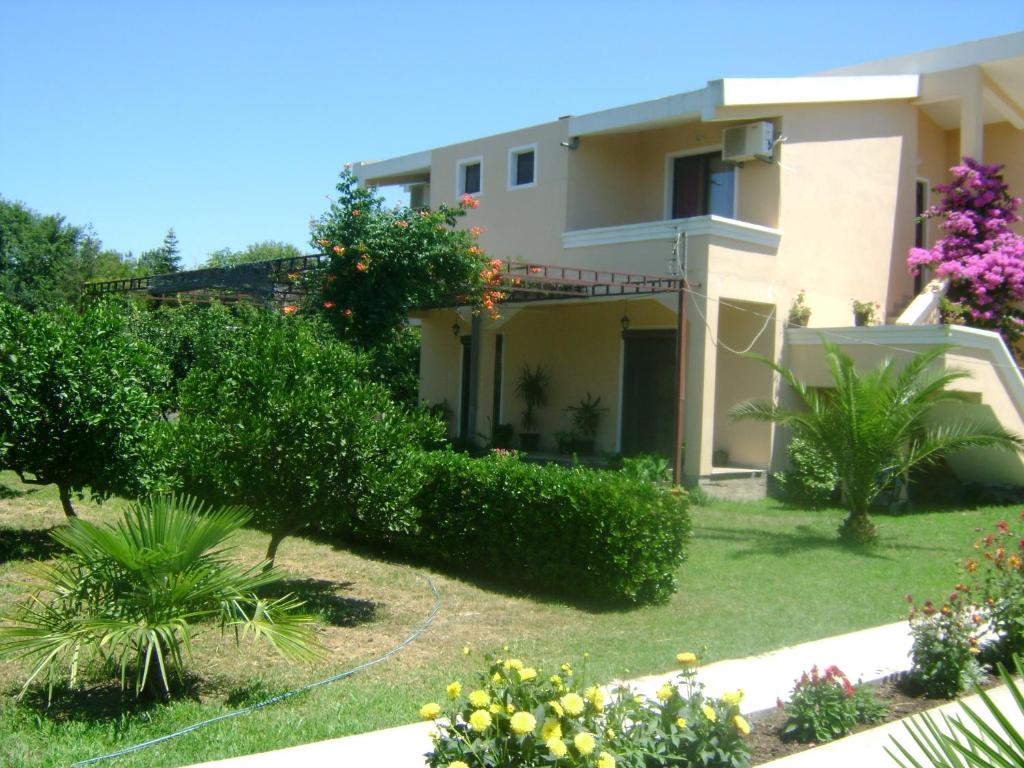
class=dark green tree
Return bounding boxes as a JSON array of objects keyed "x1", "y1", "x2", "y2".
[
  {"x1": 0, "y1": 197, "x2": 101, "y2": 308},
  {"x1": 0, "y1": 297, "x2": 170, "y2": 516},
  {"x1": 204, "y1": 240, "x2": 302, "y2": 268},
  {"x1": 139, "y1": 228, "x2": 182, "y2": 274},
  {"x1": 173, "y1": 309, "x2": 442, "y2": 564}
]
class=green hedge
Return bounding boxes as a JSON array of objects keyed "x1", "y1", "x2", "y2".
[{"x1": 387, "y1": 451, "x2": 690, "y2": 606}]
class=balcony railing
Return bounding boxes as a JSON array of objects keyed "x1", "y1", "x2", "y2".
[{"x1": 562, "y1": 215, "x2": 782, "y2": 250}]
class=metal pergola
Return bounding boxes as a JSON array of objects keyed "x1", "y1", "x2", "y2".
[{"x1": 83, "y1": 257, "x2": 690, "y2": 482}]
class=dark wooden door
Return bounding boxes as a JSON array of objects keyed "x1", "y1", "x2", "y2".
[{"x1": 621, "y1": 330, "x2": 676, "y2": 457}]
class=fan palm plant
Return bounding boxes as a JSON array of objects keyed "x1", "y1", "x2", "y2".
[
  {"x1": 0, "y1": 495, "x2": 319, "y2": 699},
  {"x1": 731, "y1": 341, "x2": 1023, "y2": 543},
  {"x1": 887, "y1": 657, "x2": 1024, "y2": 768}
]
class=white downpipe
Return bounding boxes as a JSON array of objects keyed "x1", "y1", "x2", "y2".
[{"x1": 895, "y1": 278, "x2": 950, "y2": 326}]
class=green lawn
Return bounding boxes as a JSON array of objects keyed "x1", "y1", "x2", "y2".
[{"x1": 0, "y1": 472, "x2": 1011, "y2": 767}]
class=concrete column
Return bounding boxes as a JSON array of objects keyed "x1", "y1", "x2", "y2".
[
  {"x1": 960, "y1": 70, "x2": 984, "y2": 161},
  {"x1": 467, "y1": 312, "x2": 483, "y2": 444},
  {"x1": 682, "y1": 286, "x2": 719, "y2": 483}
]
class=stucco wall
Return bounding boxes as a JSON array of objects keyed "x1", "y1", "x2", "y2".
[{"x1": 429, "y1": 119, "x2": 571, "y2": 264}]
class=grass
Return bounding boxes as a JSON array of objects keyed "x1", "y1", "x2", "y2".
[{"x1": 0, "y1": 471, "x2": 1015, "y2": 767}]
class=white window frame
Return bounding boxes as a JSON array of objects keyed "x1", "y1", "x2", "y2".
[
  {"x1": 662, "y1": 145, "x2": 739, "y2": 221},
  {"x1": 456, "y1": 156, "x2": 484, "y2": 199},
  {"x1": 507, "y1": 143, "x2": 538, "y2": 190}
]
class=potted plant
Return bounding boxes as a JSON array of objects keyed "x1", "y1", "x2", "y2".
[
  {"x1": 554, "y1": 430, "x2": 575, "y2": 455},
  {"x1": 565, "y1": 392, "x2": 607, "y2": 455},
  {"x1": 515, "y1": 364, "x2": 549, "y2": 451},
  {"x1": 852, "y1": 299, "x2": 879, "y2": 326},
  {"x1": 491, "y1": 422, "x2": 514, "y2": 449},
  {"x1": 789, "y1": 289, "x2": 811, "y2": 327}
]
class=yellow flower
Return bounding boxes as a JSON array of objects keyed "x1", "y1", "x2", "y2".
[
  {"x1": 489, "y1": 703, "x2": 501, "y2": 713},
  {"x1": 676, "y1": 717, "x2": 688, "y2": 729},
  {"x1": 492, "y1": 672, "x2": 503, "y2": 684},
  {"x1": 734, "y1": 715, "x2": 751, "y2": 736},
  {"x1": 561, "y1": 663, "x2": 573, "y2": 674},
  {"x1": 505, "y1": 658, "x2": 524, "y2": 671},
  {"x1": 547, "y1": 737, "x2": 568, "y2": 758},
  {"x1": 506, "y1": 703, "x2": 516, "y2": 715},
  {"x1": 541, "y1": 719, "x2": 562, "y2": 740},
  {"x1": 606, "y1": 728, "x2": 615, "y2": 739},
  {"x1": 510, "y1": 711, "x2": 537, "y2": 735},
  {"x1": 518, "y1": 667, "x2": 537, "y2": 683},
  {"x1": 449, "y1": 762, "x2": 469, "y2": 768},
  {"x1": 722, "y1": 689, "x2": 744, "y2": 707},
  {"x1": 462, "y1": 646, "x2": 470, "y2": 656},
  {"x1": 446, "y1": 681, "x2": 462, "y2": 700},
  {"x1": 550, "y1": 674, "x2": 563, "y2": 687},
  {"x1": 469, "y1": 709, "x2": 492, "y2": 732},
  {"x1": 676, "y1": 652, "x2": 698, "y2": 666},
  {"x1": 468, "y1": 690, "x2": 490, "y2": 708},
  {"x1": 702, "y1": 704, "x2": 717, "y2": 722},
  {"x1": 574, "y1": 732, "x2": 596, "y2": 756},
  {"x1": 549, "y1": 700, "x2": 565, "y2": 717},
  {"x1": 597, "y1": 752, "x2": 616, "y2": 768},
  {"x1": 419, "y1": 702, "x2": 441, "y2": 720},
  {"x1": 560, "y1": 692, "x2": 585, "y2": 717},
  {"x1": 656, "y1": 684, "x2": 674, "y2": 701},
  {"x1": 633, "y1": 694, "x2": 644, "y2": 704},
  {"x1": 585, "y1": 685, "x2": 606, "y2": 711}
]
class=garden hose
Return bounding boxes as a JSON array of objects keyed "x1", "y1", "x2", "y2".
[{"x1": 72, "y1": 571, "x2": 442, "y2": 766}]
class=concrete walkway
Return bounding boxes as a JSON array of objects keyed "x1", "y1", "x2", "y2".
[{"x1": 191, "y1": 621, "x2": 924, "y2": 767}]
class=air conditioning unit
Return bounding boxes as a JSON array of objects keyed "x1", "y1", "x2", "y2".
[
  {"x1": 407, "y1": 182, "x2": 431, "y2": 210},
  {"x1": 722, "y1": 122, "x2": 774, "y2": 164}
]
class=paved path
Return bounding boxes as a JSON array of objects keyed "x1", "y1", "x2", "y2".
[{"x1": 190, "y1": 622, "x2": 918, "y2": 767}]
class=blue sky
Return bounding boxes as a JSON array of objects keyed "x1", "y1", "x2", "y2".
[{"x1": 1, "y1": 1, "x2": 1021, "y2": 268}]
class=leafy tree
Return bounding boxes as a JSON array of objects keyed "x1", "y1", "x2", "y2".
[
  {"x1": 0, "y1": 197, "x2": 102, "y2": 308},
  {"x1": 731, "y1": 341, "x2": 1023, "y2": 543},
  {"x1": 0, "y1": 298, "x2": 170, "y2": 516},
  {"x1": 0, "y1": 495, "x2": 319, "y2": 699},
  {"x1": 173, "y1": 309, "x2": 443, "y2": 564},
  {"x1": 85, "y1": 248, "x2": 141, "y2": 282},
  {"x1": 310, "y1": 169, "x2": 502, "y2": 349},
  {"x1": 139, "y1": 227, "x2": 182, "y2": 274},
  {"x1": 204, "y1": 240, "x2": 303, "y2": 268},
  {"x1": 908, "y1": 158, "x2": 1024, "y2": 346},
  {"x1": 368, "y1": 325, "x2": 421, "y2": 407}
]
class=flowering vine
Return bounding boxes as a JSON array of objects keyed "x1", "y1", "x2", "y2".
[
  {"x1": 907, "y1": 157, "x2": 1024, "y2": 346},
  {"x1": 309, "y1": 170, "x2": 502, "y2": 349}
]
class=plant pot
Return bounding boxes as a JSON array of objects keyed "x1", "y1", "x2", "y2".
[
  {"x1": 519, "y1": 433, "x2": 541, "y2": 451},
  {"x1": 574, "y1": 438, "x2": 595, "y2": 456},
  {"x1": 854, "y1": 312, "x2": 871, "y2": 327},
  {"x1": 788, "y1": 316, "x2": 810, "y2": 328}
]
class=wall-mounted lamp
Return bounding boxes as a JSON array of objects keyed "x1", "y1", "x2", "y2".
[
  {"x1": 620, "y1": 313, "x2": 631, "y2": 333},
  {"x1": 452, "y1": 315, "x2": 461, "y2": 336},
  {"x1": 560, "y1": 136, "x2": 580, "y2": 150}
]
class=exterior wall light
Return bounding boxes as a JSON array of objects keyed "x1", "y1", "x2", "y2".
[{"x1": 620, "y1": 314, "x2": 631, "y2": 333}]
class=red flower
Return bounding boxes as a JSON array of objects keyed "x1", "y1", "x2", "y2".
[
  {"x1": 343, "y1": 308, "x2": 353, "y2": 317},
  {"x1": 998, "y1": 520, "x2": 1011, "y2": 534},
  {"x1": 357, "y1": 261, "x2": 368, "y2": 272},
  {"x1": 351, "y1": 209, "x2": 361, "y2": 216},
  {"x1": 282, "y1": 305, "x2": 298, "y2": 315},
  {"x1": 461, "y1": 194, "x2": 480, "y2": 209},
  {"x1": 395, "y1": 220, "x2": 409, "y2": 228},
  {"x1": 333, "y1": 245, "x2": 345, "y2": 255},
  {"x1": 323, "y1": 301, "x2": 336, "y2": 310}
]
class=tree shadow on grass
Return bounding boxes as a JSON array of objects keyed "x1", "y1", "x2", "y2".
[
  {"x1": 0, "y1": 483, "x2": 23, "y2": 500},
  {"x1": 0, "y1": 527, "x2": 62, "y2": 564},
  {"x1": 14, "y1": 675, "x2": 201, "y2": 724},
  {"x1": 260, "y1": 578, "x2": 378, "y2": 628},
  {"x1": 696, "y1": 524, "x2": 910, "y2": 561}
]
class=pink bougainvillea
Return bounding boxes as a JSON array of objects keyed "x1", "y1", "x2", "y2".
[{"x1": 908, "y1": 157, "x2": 1024, "y2": 345}]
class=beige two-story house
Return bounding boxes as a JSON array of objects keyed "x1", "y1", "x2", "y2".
[{"x1": 354, "y1": 32, "x2": 1024, "y2": 489}]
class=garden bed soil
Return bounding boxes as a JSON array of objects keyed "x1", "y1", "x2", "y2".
[{"x1": 747, "y1": 675, "x2": 999, "y2": 765}]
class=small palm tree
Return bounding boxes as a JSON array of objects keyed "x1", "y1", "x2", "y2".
[
  {"x1": 0, "y1": 495, "x2": 319, "y2": 698},
  {"x1": 731, "y1": 341, "x2": 1023, "y2": 543}
]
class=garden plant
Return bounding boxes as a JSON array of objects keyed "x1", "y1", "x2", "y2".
[
  {"x1": 423, "y1": 650, "x2": 750, "y2": 768},
  {"x1": 0, "y1": 297, "x2": 169, "y2": 516},
  {"x1": 731, "y1": 340, "x2": 1023, "y2": 543},
  {"x1": 780, "y1": 664, "x2": 887, "y2": 743},
  {"x1": 0, "y1": 495, "x2": 319, "y2": 699}
]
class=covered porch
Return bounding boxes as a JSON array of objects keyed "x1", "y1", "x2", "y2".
[{"x1": 415, "y1": 262, "x2": 778, "y2": 484}]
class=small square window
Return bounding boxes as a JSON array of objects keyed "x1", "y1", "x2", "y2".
[
  {"x1": 509, "y1": 145, "x2": 536, "y2": 188},
  {"x1": 458, "y1": 159, "x2": 482, "y2": 197}
]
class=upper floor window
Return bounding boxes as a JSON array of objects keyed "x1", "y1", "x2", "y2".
[
  {"x1": 508, "y1": 144, "x2": 536, "y2": 188},
  {"x1": 457, "y1": 157, "x2": 482, "y2": 197},
  {"x1": 668, "y1": 150, "x2": 736, "y2": 219}
]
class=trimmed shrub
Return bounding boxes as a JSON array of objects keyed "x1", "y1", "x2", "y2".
[
  {"x1": 379, "y1": 451, "x2": 690, "y2": 606},
  {"x1": 774, "y1": 436, "x2": 838, "y2": 508}
]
